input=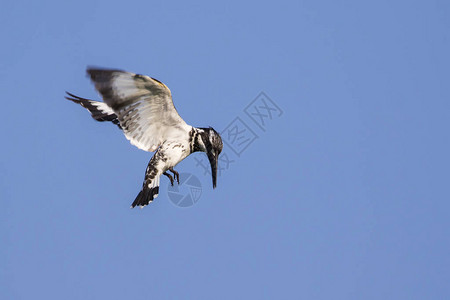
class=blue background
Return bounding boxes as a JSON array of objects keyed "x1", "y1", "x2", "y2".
[{"x1": 2, "y1": 0, "x2": 449, "y2": 299}]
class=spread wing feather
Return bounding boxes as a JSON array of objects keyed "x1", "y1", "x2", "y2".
[
  {"x1": 87, "y1": 68, "x2": 188, "y2": 152},
  {"x1": 65, "y1": 92, "x2": 121, "y2": 128}
]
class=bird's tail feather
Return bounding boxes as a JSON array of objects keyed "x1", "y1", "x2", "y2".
[{"x1": 131, "y1": 175, "x2": 160, "y2": 208}]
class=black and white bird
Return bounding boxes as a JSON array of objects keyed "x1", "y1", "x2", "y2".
[{"x1": 66, "y1": 68, "x2": 223, "y2": 208}]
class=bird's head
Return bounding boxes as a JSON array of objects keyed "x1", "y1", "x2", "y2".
[{"x1": 199, "y1": 127, "x2": 223, "y2": 188}]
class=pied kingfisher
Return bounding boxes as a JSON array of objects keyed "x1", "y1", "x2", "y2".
[{"x1": 66, "y1": 68, "x2": 223, "y2": 208}]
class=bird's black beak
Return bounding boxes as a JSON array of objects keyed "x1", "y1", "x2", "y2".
[{"x1": 207, "y1": 150, "x2": 218, "y2": 188}]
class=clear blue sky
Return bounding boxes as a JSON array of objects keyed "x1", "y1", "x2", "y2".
[{"x1": 1, "y1": 0, "x2": 449, "y2": 299}]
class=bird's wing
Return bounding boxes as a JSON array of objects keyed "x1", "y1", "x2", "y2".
[
  {"x1": 65, "y1": 92, "x2": 121, "y2": 128},
  {"x1": 87, "y1": 68, "x2": 188, "y2": 152}
]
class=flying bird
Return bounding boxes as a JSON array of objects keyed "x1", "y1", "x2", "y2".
[{"x1": 66, "y1": 68, "x2": 223, "y2": 208}]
